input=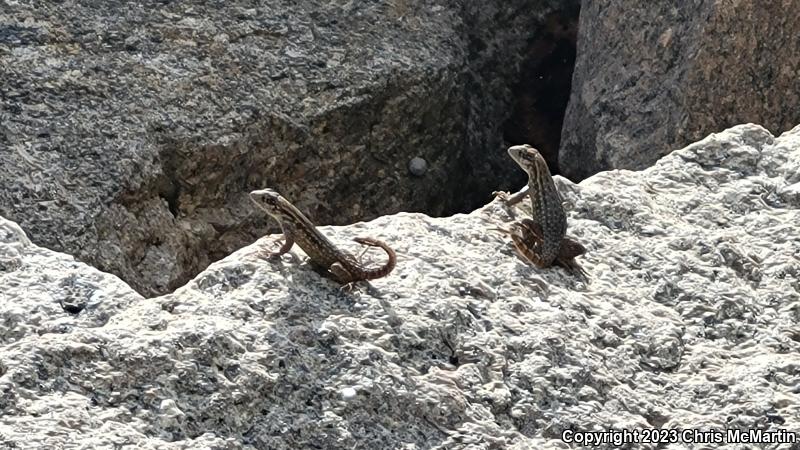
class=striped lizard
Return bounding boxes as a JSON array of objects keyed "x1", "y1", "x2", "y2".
[
  {"x1": 493, "y1": 144, "x2": 587, "y2": 275},
  {"x1": 249, "y1": 188, "x2": 396, "y2": 283}
]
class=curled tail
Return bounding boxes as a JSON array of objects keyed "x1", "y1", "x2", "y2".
[{"x1": 352, "y1": 237, "x2": 396, "y2": 280}]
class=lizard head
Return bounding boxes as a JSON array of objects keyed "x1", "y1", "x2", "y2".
[
  {"x1": 249, "y1": 188, "x2": 288, "y2": 219},
  {"x1": 507, "y1": 144, "x2": 550, "y2": 177}
]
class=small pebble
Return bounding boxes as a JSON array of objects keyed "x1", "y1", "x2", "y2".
[
  {"x1": 341, "y1": 387, "x2": 357, "y2": 400},
  {"x1": 408, "y1": 157, "x2": 427, "y2": 176}
]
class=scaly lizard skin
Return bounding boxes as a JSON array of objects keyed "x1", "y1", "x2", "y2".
[
  {"x1": 249, "y1": 188, "x2": 396, "y2": 283},
  {"x1": 492, "y1": 218, "x2": 587, "y2": 277},
  {"x1": 495, "y1": 144, "x2": 586, "y2": 271}
]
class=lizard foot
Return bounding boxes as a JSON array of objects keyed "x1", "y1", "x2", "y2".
[
  {"x1": 491, "y1": 190, "x2": 521, "y2": 220},
  {"x1": 339, "y1": 281, "x2": 359, "y2": 293},
  {"x1": 492, "y1": 190, "x2": 511, "y2": 202},
  {"x1": 257, "y1": 247, "x2": 299, "y2": 263}
]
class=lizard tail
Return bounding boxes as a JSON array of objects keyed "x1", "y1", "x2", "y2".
[{"x1": 352, "y1": 237, "x2": 397, "y2": 280}]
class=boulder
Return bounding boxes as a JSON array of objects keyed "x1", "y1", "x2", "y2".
[
  {"x1": 0, "y1": 0, "x2": 579, "y2": 297},
  {"x1": 2, "y1": 123, "x2": 799, "y2": 448},
  {"x1": 560, "y1": 1, "x2": 800, "y2": 180}
]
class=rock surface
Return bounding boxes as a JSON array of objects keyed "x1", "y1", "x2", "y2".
[
  {"x1": 2, "y1": 123, "x2": 799, "y2": 449},
  {"x1": 461, "y1": 0, "x2": 580, "y2": 173},
  {"x1": 0, "y1": 0, "x2": 461, "y2": 298},
  {"x1": 0, "y1": 0, "x2": 579, "y2": 297},
  {"x1": 560, "y1": 0, "x2": 800, "y2": 180}
]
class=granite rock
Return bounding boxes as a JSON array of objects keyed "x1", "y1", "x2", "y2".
[
  {"x1": 1, "y1": 123, "x2": 799, "y2": 449},
  {"x1": 0, "y1": 0, "x2": 578, "y2": 297},
  {"x1": 560, "y1": 0, "x2": 800, "y2": 180}
]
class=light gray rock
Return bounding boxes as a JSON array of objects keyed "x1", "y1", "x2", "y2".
[
  {"x1": 408, "y1": 157, "x2": 428, "y2": 177},
  {"x1": 559, "y1": 1, "x2": 800, "y2": 180},
  {"x1": 2, "y1": 123, "x2": 799, "y2": 449}
]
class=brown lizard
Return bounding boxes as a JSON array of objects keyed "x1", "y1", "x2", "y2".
[
  {"x1": 494, "y1": 144, "x2": 587, "y2": 274},
  {"x1": 249, "y1": 188, "x2": 396, "y2": 283},
  {"x1": 491, "y1": 218, "x2": 587, "y2": 277}
]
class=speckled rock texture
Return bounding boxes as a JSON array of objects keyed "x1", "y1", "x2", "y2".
[
  {"x1": 0, "y1": 0, "x2": 579, "y2": 298},
  {"x1": 559, "y1": 0, "x2": 800, "y2": 180},
  {"x1": 461, "y1": 0, "x2": 580, "y2": 178},
  {"x1": 2, "y1": 123, "x2": 799, "y2": 449}
]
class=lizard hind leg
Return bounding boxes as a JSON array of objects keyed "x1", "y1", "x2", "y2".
[
  {"x1": 489, "y1": 221, "x2": 542, "y2": 264},
  {"x1": 517, "y1": 219, "x2": 588, "y2": 276},
  {"x1": 329, "y1": 264, "x2": 363, "y2": 293},
  {"x1": 355, "y1": 243, "x2": 372, "y2": 262},
  {"x1": 517, "y1": 218, "x2": 544, "y2": 238},
  {"x1": 499, "y1": 219, "x2": 548, "y2": 268},
  {"x1": 329, "y1": 263, "x2": 355, "y2": 284},
  {"x1": 486, "y1": 225, "x2": 515, "y2": 239},
  {"x1": 509, "y1": 233, "x2": 549, "y2": 268},
  {"x1": 560, "y1": 236, "x2": 586, "y2": 259}
]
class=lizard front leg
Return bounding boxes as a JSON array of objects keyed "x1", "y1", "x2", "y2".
[
  {"x1": 493, "y1": 186, "x2": 530, "y2": 220},
  {"x1": 493, "y1": 185, "x2": 530, "y2": 206},
  {"x1": 259, "y1": 231, "x2": 295, "y2": 260}
]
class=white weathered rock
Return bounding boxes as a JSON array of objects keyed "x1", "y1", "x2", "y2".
[{"x1": 1, "y1": 123, "x2": 799, "y2": 449}]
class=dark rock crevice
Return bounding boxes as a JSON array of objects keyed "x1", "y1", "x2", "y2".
[
  {"x1": 458, "y1": 0, "x2": 581, "y2": 212},
  {"x1": 501, "y1": 11, "x2": 579, "y2": 175}
]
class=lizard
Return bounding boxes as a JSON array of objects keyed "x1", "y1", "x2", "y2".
[
  {"x1": 249, "y1": 188, "x2": 396, "y2": 283},
  {"x1": 493, "y1": 144, "x2": 587, "y2": 274},
  {"x1": 491, "y1": 218, "x2": 588, "y2": 277}
]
